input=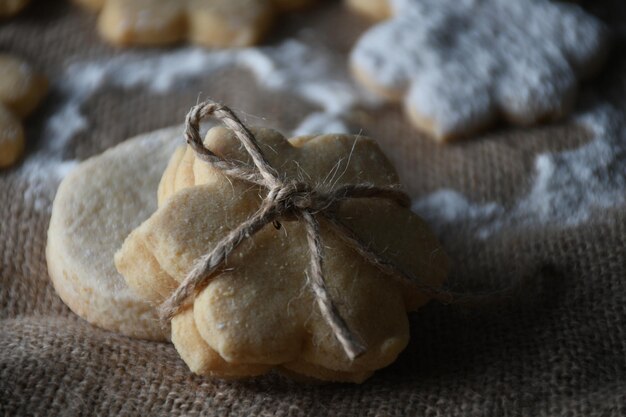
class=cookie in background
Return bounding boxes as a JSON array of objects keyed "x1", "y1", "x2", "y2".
[
  {"x1": 0, "y1": 54, "x2": 47, "y2": 168},
  {"x1": 350, "y1": 0, "x2": 610, "y2": 141},
  {"x1": 72, "y1": 0, "x2": 320, "y2": 47}
]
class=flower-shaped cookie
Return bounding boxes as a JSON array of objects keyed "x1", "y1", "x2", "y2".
[
  {"x1": 0, "y1": 0, "x2": 30, "y2": 18},
  {"x1": 350, "y1": 0, "x2": 609, "y2": 140},
  {"x1": 0, "y1": 54, "x2": 47, "y2": 168},
  {"x1": 116, "y1": 110, "x2": 448, "y2": 382},
  {"x1": 73, "y1": 0, "x2": 317, "y2": 47}
]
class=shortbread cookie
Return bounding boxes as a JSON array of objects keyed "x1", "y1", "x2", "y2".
[
  {"x1": 345, "y1": 0, "x2": 390, "y2": 20},
  {"x1": 0, "y1": 54, "x2": 47, "y2": 168},
  {"x1": 0, "y1": 0, "x2": 30, "y2": 17},
  {"x1": 350, "y1": 0, "x2": 609, "y2": 141},
  {"x1": 47, "y1": 127, "x2": 182, "y2": 341},
  {"x1": 116, "y1": 124, "x2": 449, "y2": 382},
  {"x1": 73, "y1": 0, "x2": 317, "y2": 47}
]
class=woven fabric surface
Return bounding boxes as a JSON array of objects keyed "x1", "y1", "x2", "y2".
[{"x1": 1, "y1": 1, "x2": 626, "y2": 416}]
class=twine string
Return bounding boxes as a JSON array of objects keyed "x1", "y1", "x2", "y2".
[{"x1": 159, "y1": 100, "x2": 451, "y2": 360}]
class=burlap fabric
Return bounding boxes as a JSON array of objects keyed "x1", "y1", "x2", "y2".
[{"x1": 1, "y1": 1, "x2": 626, "y2": 416}]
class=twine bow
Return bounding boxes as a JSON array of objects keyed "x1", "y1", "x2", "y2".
[{"x1": 159, "y1": 100, "x2": 453, "y2": 360}]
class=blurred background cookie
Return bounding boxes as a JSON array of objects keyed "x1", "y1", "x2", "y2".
[
  {"x1": 0, "y1": 54, "x2": 46, "y2": 168},
  {"x1": 73, "y1": 0, "x2": 320, "y2": 47},
  {"x1": 350, "y1": 0, "x2": 610, "y2": 141}
]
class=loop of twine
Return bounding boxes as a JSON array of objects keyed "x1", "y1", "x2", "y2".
[{"x1": 158, "y1": 100, "x2": 460, "y2": 360}]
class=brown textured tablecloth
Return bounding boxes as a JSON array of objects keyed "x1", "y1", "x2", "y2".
[{"x1": 1, "y1": 1, "x2": 626, "y2": 416}]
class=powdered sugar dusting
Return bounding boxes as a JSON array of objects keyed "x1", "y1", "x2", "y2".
[
  {"x1": 20, "y1": 159, "x2": 79, "y2": 213},
  {"x1": 292, "y1": 112, "x2": 351, "y2": 136},
  {"x1": 412, "y1": 104, "x2": 626, "y2": 238},
  {"x1": 412, "y1": 189, "x2": 503, "y2": 224},
  {"x1": 17, "y1": 103, "x2": 80, "y2": 213},
  {"x1": 351, "y1": 0, "x2": 608, "y2": 138},
  {"x1": 412, "y1": 189, "x2": 504, "y2": 239},
  {"x1": 45, "y1": 34, "x2": 373, "y2": 151},
  {"x1": 513, "y1": 106, "x2": 626, "y2": 225}
]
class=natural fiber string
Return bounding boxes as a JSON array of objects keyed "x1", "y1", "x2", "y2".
[{"x1": 159, "y1": 100, "x2": 461, "y2": 360}]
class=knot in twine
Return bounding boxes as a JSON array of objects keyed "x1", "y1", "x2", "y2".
[
  {"x1": 267, "y1": 180, "x2": 319, "y2": 220},
  {"x1": 159, "y1": 100, "x2": 455, "y2": 360}
]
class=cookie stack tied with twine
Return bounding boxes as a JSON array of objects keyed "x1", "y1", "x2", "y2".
[
  {"x1": 112, "y1": 100, "x2": 450, "y2": 382},
  {"x1": 47, "y1": 99, "x2": 455, "y2": 383}
]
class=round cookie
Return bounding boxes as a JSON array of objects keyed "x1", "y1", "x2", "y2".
[
  {"x1": 47, "y1": 127, "x2": 182, "y2": 341},
  {"x1": 0, "y1": 54, "x2": 47, "y2": 168},
  {"x1": 350, "y1": 0, "x2": 610, "y2": 141}
]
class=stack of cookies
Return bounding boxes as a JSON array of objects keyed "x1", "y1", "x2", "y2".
[{"x1": 47, "y1": 107, "x2": 449, "y2": 383}]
